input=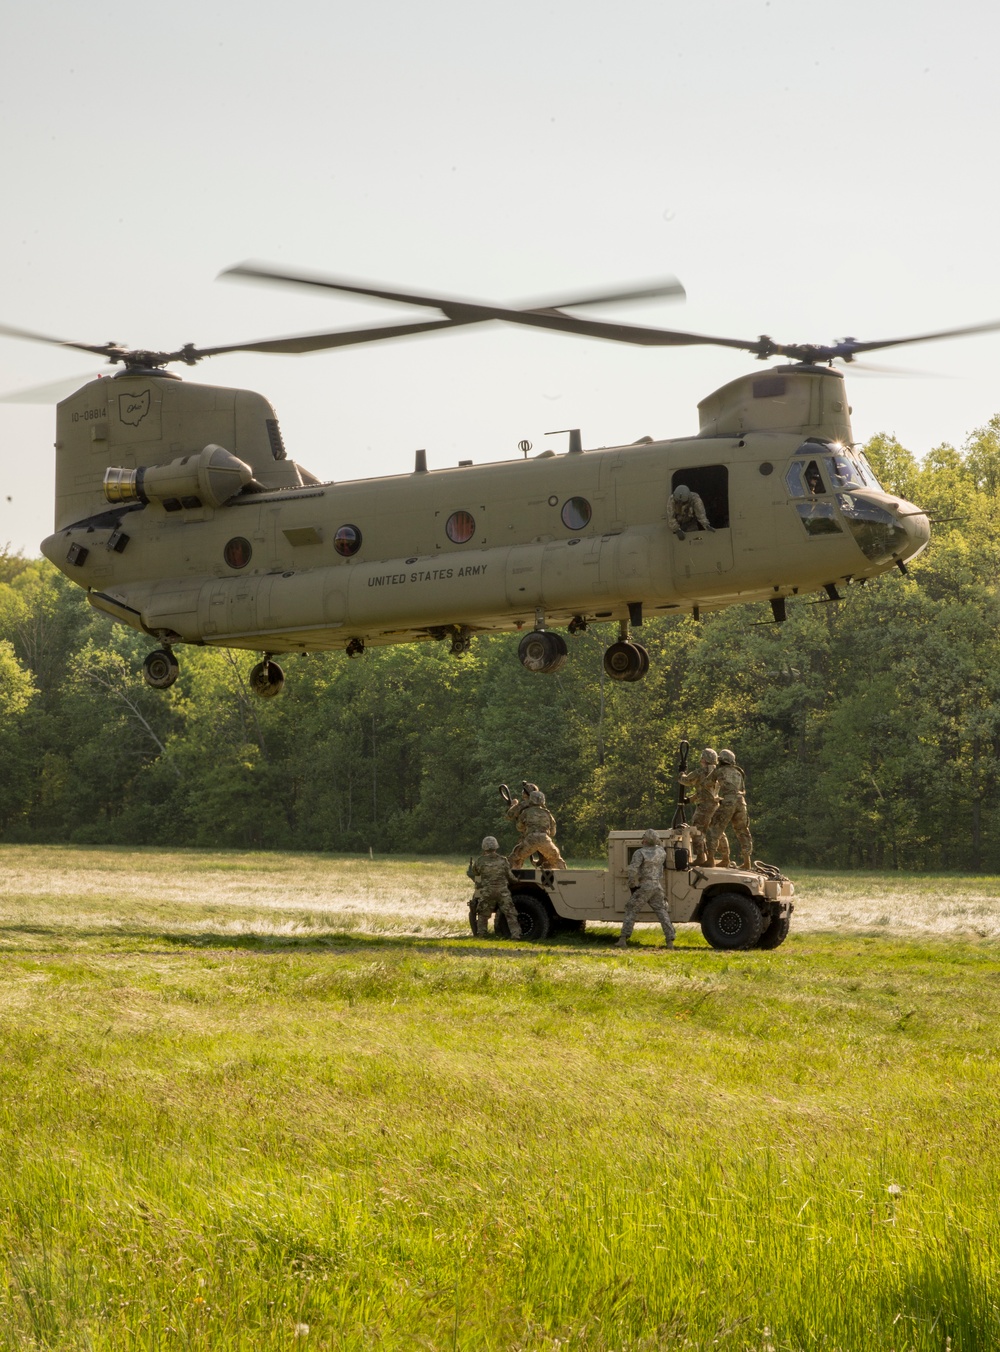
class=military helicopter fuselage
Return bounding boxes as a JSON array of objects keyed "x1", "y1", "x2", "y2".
[{"x1": 41, "y1": 358, "x2": 930, "y2": 691}]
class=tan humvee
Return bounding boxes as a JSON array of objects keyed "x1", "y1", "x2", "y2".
[{"x1": 470, "y1": 829, "x2": 794, "y2": 950}]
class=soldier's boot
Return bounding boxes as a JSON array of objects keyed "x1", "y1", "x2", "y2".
[
  {"x1": 508, "y1": 926, "x2": 523, "y2": 941},
  {"x1": 615, "y1": 937, "x2": 628, "y2": 950},
  {"x1": 740, "y1": 851, "x2": 754, "y2": 871}
]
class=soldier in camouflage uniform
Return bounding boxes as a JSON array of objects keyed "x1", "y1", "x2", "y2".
[
  {"x1": 467, "y1": 836, "x2": 522, "y2": 939},
  {"x1": 678, "y1": 747, "x2": 720, "y2": 865},
  {"x1": 504, "y1": 782, "x2": 540, "y2": 838},
  {"x1": 667, "y1": 484, "x2": 715, "y2": 540},
  {"x1": 616, "y1": 829, "x2": 675, "y2": 950},
  {"x1": 508, "y1": 791, "x2": 567, "y2": 870},
  {"x1": 705, "y1": 749, "x2": 753, "y2": 870}
]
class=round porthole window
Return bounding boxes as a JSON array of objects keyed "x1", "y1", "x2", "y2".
[
  {"x1": 224, "y1": 537, "x2": 252, "y2": 569},
  {"x1": 334, "y1": 524, "x2": 363, "y2": 557},
  {"x1": 561, "y1": 497, "x2": 592, "y2": 531},
  {"x1": 446, "y1": 510, "x2": 476, "y2": 544}
]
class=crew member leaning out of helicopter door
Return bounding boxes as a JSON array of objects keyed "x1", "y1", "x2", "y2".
[{"x1": 667, "y1": 484, "x2": 715, "y2": 540}]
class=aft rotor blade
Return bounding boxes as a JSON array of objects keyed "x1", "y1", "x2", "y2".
[
  {"x1": 194, "y1": 316, "x2": 463, "y2": 358},
  {"x1": 0, "y1": 321, "x2": 122, "y2": 360},
  {"x1": 0, "y1": 371, "x2": 104, "y2": 403}
]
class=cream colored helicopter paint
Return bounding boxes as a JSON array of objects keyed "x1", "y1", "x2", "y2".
[{"x1": 46, "y1": 363, "x2": 929, "y2": 673}]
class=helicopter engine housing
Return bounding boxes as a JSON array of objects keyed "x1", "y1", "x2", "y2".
[{"x1": 103, "y1": 444, "x2": 254, "y2": 511}]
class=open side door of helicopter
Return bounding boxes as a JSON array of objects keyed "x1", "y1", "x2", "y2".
[{"x1": 667, "y1": 463, "x2": 734, "y2": 595}]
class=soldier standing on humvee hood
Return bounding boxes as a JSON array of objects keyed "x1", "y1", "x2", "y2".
[
  {"x1": 504, "y1": 782, "x2": 540, "y2": 838},
  {"x1": 679, "y1": 747, "x2": 720, "y2": 866},
  {"x1": 468, "y1": 836, "x2": 522, "y2": 939},
  {"x1": 509, "y1": 791, "x2": 567, "y2": 870},
  {"x1": 705, "y1": 749, "x2": 753, "y2": 870},
  {"x1": 616, "y1": 829, "x2": 675, "y2": 950}
]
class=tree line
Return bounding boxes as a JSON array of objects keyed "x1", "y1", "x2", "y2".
[{"x1": 2, "y1": 420, "x2": 1000, "y2": 869}]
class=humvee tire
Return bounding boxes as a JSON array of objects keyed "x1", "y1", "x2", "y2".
[
  {"x1": 700, "y1": 892, "x2": 765, "y2": 950},
  {"x1": 551, "y1": 916, "x2": 587, "y2": 935},
  {"x1": 755, "y1": 914, "x2": 791, "y2": 949},
  {"x1": 495, "y1": 892, "x2": 551, "y2": 941}
]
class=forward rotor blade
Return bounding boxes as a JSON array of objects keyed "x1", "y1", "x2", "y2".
[
  {"x1": 535, "y1": 279, "x2": 686, "y2": 309},
  {"x1": 843, "y1": 360, "x2": 949, "y2": 379},
  {"x1": 194, "y1": 316, "x2": 463, "y2": 358},
  {"x1": 223, "y1": 264, "x2": 743, "y2": 351},
  {"x1": 845, "y1": 317, "x2": 1000, "y2": 356},
  {"x1": 221, "y1": 262, "x2": 686, "y2": 320}
]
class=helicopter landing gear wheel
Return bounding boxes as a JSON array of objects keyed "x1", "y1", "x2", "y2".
[
  {"x1": 249, "y1": 658, "x2": 285, "y2": 698},
  {"x1": 517, "y1": 630, "x2": 568, "y2": 674},
  {"x1": 603, "y1": 640, "x2": 648, "y2": 682},
  {"x1": 449, "y1": 626, "x2": 473, "y2": 658},
  {"x1": 143, "y1": 648, "x2": 179, "y2": 690}
]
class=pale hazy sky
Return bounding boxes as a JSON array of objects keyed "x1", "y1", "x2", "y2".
[{"x1": 2, "y1": 0, "x2": 999, "y2": 554}]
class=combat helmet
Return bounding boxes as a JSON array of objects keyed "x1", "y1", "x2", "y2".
[
  {"x1": 529, "y1": 791, "x2": 546, "y2": 805},
  {"x1": 641, "y1": 828, "x2": 661, "y2": 846},
  {"x1": 482, "y1": 835, "x2": 499, "y2": 851},
  {"x1": 673, "y1": 483, "x2": 692, "y2": 500},
  {"x1": 700, "y1": 747, "x2": 718, "y2": 765},
  {"x1": 718, "y1": 749, "x2": 736, "y2": 764}
]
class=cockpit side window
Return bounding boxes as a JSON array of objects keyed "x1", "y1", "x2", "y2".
[{"x1": 785, "y1": 459, "x2": 827, "y2": 498}]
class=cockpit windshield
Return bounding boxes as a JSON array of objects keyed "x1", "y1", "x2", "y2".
[
  {"x1": 824, "y1": 452, "x2": 866, "y2": 491},
  {"x1": 824, "y1": 448, "x2": 887, "y2": 493},
  {"x1": 857, "y1": 453, "x2": 884, "y2": 492}
]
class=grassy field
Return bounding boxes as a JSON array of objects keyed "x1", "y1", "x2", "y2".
[{"x1": 1, "y1": 846, "x2": 999, "y2": 1350}]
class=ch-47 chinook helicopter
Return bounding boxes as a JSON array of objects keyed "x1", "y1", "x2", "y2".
[{"x1": 3, "y1": 263, "x2": 998, "y2": 696}]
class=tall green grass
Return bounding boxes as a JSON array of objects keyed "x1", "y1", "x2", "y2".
[
  {"x1": 0, "y1": 851, "x2": 998, "y2": 1347},
  {"x1": 0, "y1": 946, "x2": 996, "y2": 1348}
]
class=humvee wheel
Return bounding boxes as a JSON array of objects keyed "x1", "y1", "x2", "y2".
[
  {"x1": 700, "y1": 892, "x2": 765, "y2": 950},
  {"x1": 495, "y1": 892, "x2": 551, "y2": 941},
  {"x1": 143, "y1": 648, "x2": 179, "y2": 690},
  {"x1": 249, "y1": 659, "x2": 285, "y2": 698},
  {"x1": 551, "y1": 916, "x2": 587, "y2": 935},
  {"x1": 755, "y1": 914, "x2": 791, "y2": 949},
  {"x1": 518, "y1": 630, "x2": 568, "y2": 675}
]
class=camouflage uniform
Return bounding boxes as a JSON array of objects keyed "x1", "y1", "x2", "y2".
[
  {"x1": 504, "y1": 782, "x2": 540, "y2": 836},
  {"x1": 705, "y1": 753, "x2": 753, "y2": 869},
  {"x1": 678, "y1": 750, "x2": 720, "y2": 864},
  {"x1": 508, "y1": 792, "x2": 567, "y2": 869},
  {"x1": 467, "y1": 839, "x2": 522, "y2": 939},
  {"x1": 667, "y1": 485, "x2": 714, "y2": 539},
  {"x1": 616, "y1": 830, "x2": 675, "y2": 949}
]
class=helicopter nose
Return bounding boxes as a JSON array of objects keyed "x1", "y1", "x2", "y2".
[
  {"x1": 838, "y1": 493, "x2": 929, "y2": 568},
  {"x1": 898, "y1": 501, "x2": 931, "y2": 561}
]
